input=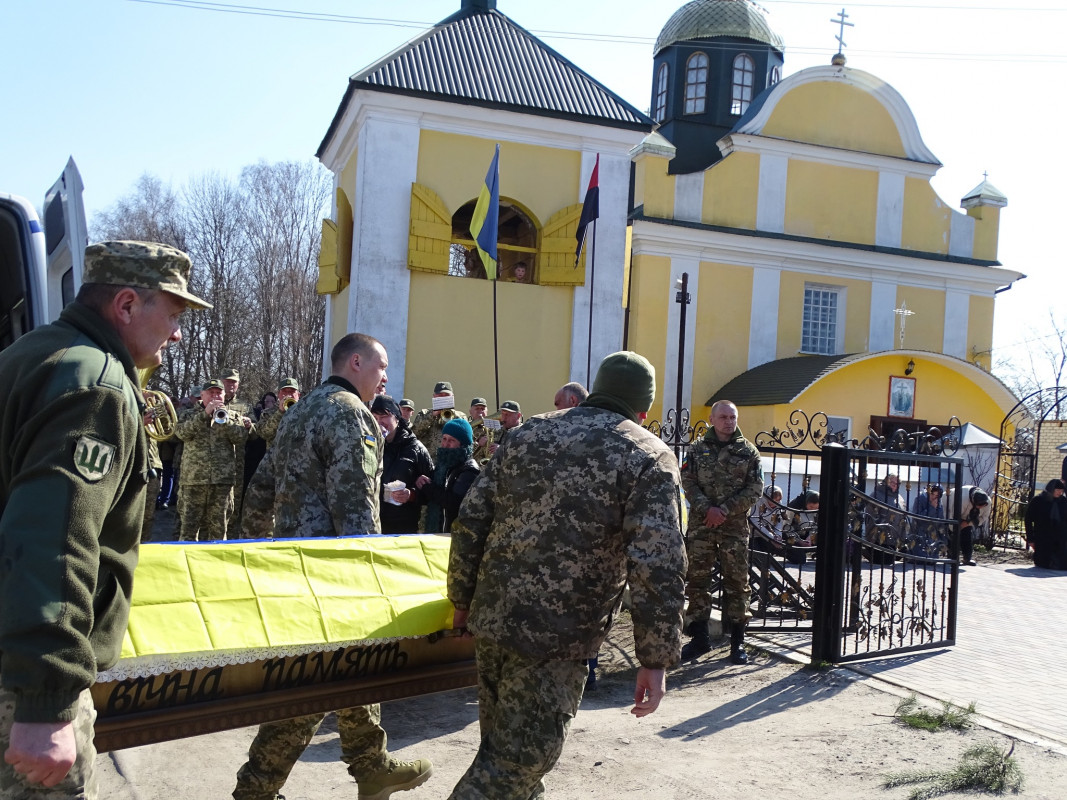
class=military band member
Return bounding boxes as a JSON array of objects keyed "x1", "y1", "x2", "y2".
[
  {"x1": 221, "y1": 368, "x2": 253, "y2": 526},
  {"x1": 411, "y1": 381, "x2": 467, "y2": 456},
  {"x1": 234, "y1": 333, "x2": 432, "y2": 800},
  {"x1": 398, "y1": 398, "x2": 415, "y2": 423},
  {"x1": 175, "y1": 378, "x2": 250, "y2": 541},
  {"x1": 487, "y1": 400, "x2": 522, "y2": 457},
  {"x1": 680, "y1": 400, "x2": 764, "y2": 664},
  {"x1": 468, "y1": 397, "x2": 492, "y2": 463},
  {"x1": 256, "y1": 377, "x2": 300, "y2": 447},
  {"x1": 447, "y1": 351, "x2": 686, "y2": 798},
  {"x1": 0, "y1": 240, "x2": 209, "y2": 796}
]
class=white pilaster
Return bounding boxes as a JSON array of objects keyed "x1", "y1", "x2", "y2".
[
  {"x1": 943, "y1": 290, "x2": 969, "y2": 358},
  {"x1": 869, "y1": 280, "x2": 897, "y2": 351},
  {"x1": 570, "y1": 151, "x2": 629, "y2": 387},
  {"x1": 348, "y1": 115, "x2": 421, "y2": 398},
  {"x1": 949, "y1": 211, "x2": 975, "y2": 258},
  {"x1": 662, "y1": 258, "x2": 700, "y2": 415},
  {"x1": 875, "y1": 172, "x2": 904, "y2": 248},
  {"x1": 756, "y1": 154, "x2": 787, "y2": 233},
  {"x1": 748, "y1": 267, "x2": 781, "y2": 368},
  {"x1": 674, "y1": 172, "x2": 704, "y2": 224}
]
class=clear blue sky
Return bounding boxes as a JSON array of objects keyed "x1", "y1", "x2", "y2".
[{"x1": 4, "y1": 0, "x2": 1064, "y2": 378}]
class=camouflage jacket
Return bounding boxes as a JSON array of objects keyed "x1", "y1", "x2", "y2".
[
  {"x1": 257, "y1": 406, "x2": 283, "y2": 446},
  {"x1": 412, "y1": 408, "x2": 467, "y2": 455},
  {"x1": 681, "y1": 428, "x2": 764, "y2": 533},
  {"x1": 449, "y1": 406, "x2": 687, "y2": 668},
  {"x1": 175, "y1": 405, "x2": 249, "y2": 485},
  {"x1": 241, "y1": 377, "x2": 382, "y2": 538}
]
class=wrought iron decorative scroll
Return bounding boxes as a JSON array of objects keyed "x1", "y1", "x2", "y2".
[
  {"x1": 644, "y1": 407, "x2": 708, "y2": 451},
  {"x1": 855, "y1": 416, "x2": 962, "y2": 456},
  {"x1": 753, "y1": 410, "x2": 835, "y2": 450}
]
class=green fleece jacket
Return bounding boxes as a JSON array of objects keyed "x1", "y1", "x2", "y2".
[{"x1": 0, "y1": 302, "x2": 148, "y2": 723}]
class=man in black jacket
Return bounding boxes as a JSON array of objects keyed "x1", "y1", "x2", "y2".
[{"x1": 371, "y1": 395, "x2": 433, "y2": 534}]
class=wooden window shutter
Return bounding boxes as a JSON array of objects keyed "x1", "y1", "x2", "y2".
[
  {"x1": 537, "y1": 203, "x2": 587, "y2": 287},
  {"x1": 408, "y1": 183, "x2": 452, "y2": 274},
  {"x1": 316, "y1": 188, "x2": 353, "y2": 295}
]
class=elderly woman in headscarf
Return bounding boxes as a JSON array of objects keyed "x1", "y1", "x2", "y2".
[
  {"x1": 1025, "y1": 479, "x2": 1067, "y2": 569},
  {"x1": 416, "y1": 417, "x2": 480, "y2": 533}
]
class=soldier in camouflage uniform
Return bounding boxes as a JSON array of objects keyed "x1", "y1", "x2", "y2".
[
  {"x1": 447, "y1": 351, "x2": 687, "y2": 799},
  {"x1": 255, "y1": 377, "x2": 300, "y2": 448},
  {"x1": 222, "y1": 368, "x2": 253, "y2": 526},
  {"x1": 468, "y1": 397, "x2": 491, "y2": 463},
  {"x1": 0, "y1": 240, "x2": 209, "y2": 798},
  {"x1": 680, "y1": 400, "x2": 764, "y2": 664},
  {"x1": 411, "y1": 381, "x2": 467, "y2": 457},
  {"x1": 175, "y1": 378, "x2": 250, "y2": 541},
  {"x1": 233, "y1": 333, "x2": 432, "y2": 800}
]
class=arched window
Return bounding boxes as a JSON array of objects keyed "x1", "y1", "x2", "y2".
[
  {"x1": 731, "y1": 53, "x2": 755, "y2": 115},
  {"x1": 448, "y1": 200, "x2": 538, "y2": 282},
  {"x1": 769, "y1": 65, "x2": 781, "y2": 86},
  {"x1": 684, "y1": 52, "x2": 708, "y2": 114},
  {"x1": 654, "y1": 63, "x2": 668, "y2": 123}
]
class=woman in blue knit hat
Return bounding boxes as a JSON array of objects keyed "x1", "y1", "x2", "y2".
[{"x1": 416, "y1": 417, "x2": 480, "y2": 532}]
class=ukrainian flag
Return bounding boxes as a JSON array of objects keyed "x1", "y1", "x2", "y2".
[{"x1": 469, "y1": 144, "x2": 500, "y2": 280}]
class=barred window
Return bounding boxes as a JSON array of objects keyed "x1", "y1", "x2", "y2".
[
  {"x1": 684, "y1": 53, "x2": 708, "y2": 114},
  {"x1": 731, "y1": 53, "x2": 755, "y2": 115},
  {"x1": 654, "y1": 63, "x2": 668, "y2": 122},
  {"x1": 802, "y1": 286, "x2": 842, "y2": 355}
]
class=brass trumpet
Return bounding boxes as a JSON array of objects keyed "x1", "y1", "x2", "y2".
[
  {"x1": 143, "y1": 390, "x2": 177, "y2": 441},
  {"x1": 281, "y1": 396, "x2": 298, "y2": 411},
  {"x1": 213, "y1": 407, "x2": 241, "y2": 426},
  {"x1": 439, "y1": 408, "x2": 456, "y2": 422}
]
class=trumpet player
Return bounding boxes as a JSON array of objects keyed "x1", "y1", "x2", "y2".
[
  {"x1": 412, "y1": 380, "x2": 468, "y2": 456},
  {"x1": 469, "y1": 397, "x2": 492, "y2": 462},
  {"x1": 175, "y1": 378, "x2": 250, "y2": 541},
  {"x1": 257, "y1": 377, "x2": 301, "y2": 447}
]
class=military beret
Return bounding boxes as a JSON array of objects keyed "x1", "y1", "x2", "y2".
[
  {"x1": 399, "y1": 398, "x2": 415, "y2": 410},
  {"x1": 83, "y1": 240, "x2": 212, "y2": 310},
  {"x1": 202, "y1": 378, "x2": 225, "y2": 392},
  {"x1": 220, "y1": 368, "x2": 240, "y2": 381},
  {"x1": 500, "y1": 400, "x2": 521, "y2": 413},
  {"x1": 470, "y1": 397, "x2": 488, "y2": 407},
  {"x1": 278, "y1": 377, "x2": 300, "y2": 391},
  {"x1": 433, "y1": 381, "x2": 454, "y2": 394}
]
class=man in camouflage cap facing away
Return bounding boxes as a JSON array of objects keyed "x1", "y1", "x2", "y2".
[
  {"x1": 447, "y1": 351, "x2": 687, "y2": 799},
  {"x1": 0, "y1": 241, "x2": 209, "y2": 797},
  {"x1": 235, "y1": 333, "x2": 432, "y2": 800}
]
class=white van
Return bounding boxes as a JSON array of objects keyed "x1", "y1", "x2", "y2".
[{"x1": 0, "y1": 158, "x2": 87, "y2": 351}]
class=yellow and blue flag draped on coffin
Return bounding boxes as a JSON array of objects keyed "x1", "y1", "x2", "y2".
[
  {"x1": 469, "y1": 144, "x2": 500, "y2": 280},
  {"x1": 118, "y1": 535, "x2": 454, "y2": 661}
]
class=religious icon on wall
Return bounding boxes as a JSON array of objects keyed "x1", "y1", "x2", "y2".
[{"x1": 887, "y1": 376, "x2": 916, "y2": 418}]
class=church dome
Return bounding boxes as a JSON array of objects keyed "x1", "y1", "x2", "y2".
[{"x1": 654, "y1": 0, "x2": 784, "y2": 56}]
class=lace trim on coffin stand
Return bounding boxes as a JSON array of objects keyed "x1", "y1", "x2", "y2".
[{"x1": 97, "y1": 634, "x2": 412, "y2": 682}]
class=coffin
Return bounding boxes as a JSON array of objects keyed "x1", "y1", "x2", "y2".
[{"x1": 91, "y1": 534, "x2": 475, "y2": 752}]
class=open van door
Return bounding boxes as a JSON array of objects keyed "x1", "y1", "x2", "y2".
[{"x1": 0, "y1": 158, "x2": 87, "y2": 353}]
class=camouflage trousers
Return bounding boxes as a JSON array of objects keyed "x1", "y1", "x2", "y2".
[
  {"x1": 232, "y1": 704, "x2": 387, "y2": 799},
  {"x1": 685, "y1": 522, "x2": 751, "y2": 625},
  {"x1": 0, "y1": 686, "x2": 96, "y2": 799},
  {"x1": 448, "y1": 638, "x2": 587, "y2": 800},
  {"x1": 140, "y1": 474, "x2": 160, "y2": 543},
  {"x1": 177, "y1": 483, "x2": 234, "y2": 541}
]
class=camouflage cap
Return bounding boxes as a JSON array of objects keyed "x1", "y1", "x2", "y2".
[
  {"x1": 500, "y1": 400, "x2": 521, "y2": 413},
  {"x1": 221, "y1": 368, "x2": 240, "y2": 381},
  {"x1": 433, "y1": 381, "x2": 454, "y2": 395},
  {"x1": 399, "y1": 398, "x2": 415, "y2": 410},
  {"x1": 83, "y1": 240, "x2": 212, "y2": 310},
  {"x1": 278, "y1": 377, "x2": 300, "y2": 391},
  {"x1": 202, "y1": 378, "x2": 225, "y2": 392}
]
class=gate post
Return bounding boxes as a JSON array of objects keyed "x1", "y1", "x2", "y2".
[{"x1": 811, "y1": 443, "x2": 849, "y2": 664}]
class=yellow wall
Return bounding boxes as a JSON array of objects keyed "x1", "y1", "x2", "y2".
[
  {"x1": 405, "y1": 272, "x2": 572, "y2": 417},
  {"x1": 902, "y1": 178, "x2": 954, "y2": 255},
  {"x1": 793, "y1": 355, "x2": 1007, "y2": 436},
  {"x1": 776, "y1": 272, "x2": 872, "y2": 356},
  {"x1": 416, "y1": 131, "x2": 579, "y2": 226},
  {"x1": 627, "y1": 254, "x2": 672, "y2": 418},
  {"x1": 761, "y1": 82, "x2": 907, "y2": 158},
  {"x1": 703, "y1": 152, "x2": 759, "y2": 229},
  {"x1": 968, "y1": 295, "x2": 995, "y2": 370},
  {"x1": 785, "y1": 161, "x2": 878, "y2": 244},
  {"x1": 689, "y1": 262, "x2": 753, "y2": 416},
  {"x1": 633, "y1": 152, "x2": 675, "y2": 218},
  {"x1": 895, "y1": 286, "x2": 945, "y2": 353},
  {"x1": 968, "y1": 205, "x2": 1001, "y2": 261}
]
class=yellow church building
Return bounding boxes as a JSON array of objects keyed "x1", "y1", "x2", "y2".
[{"x1": 315, "y1": 0, "x2": 1022, "y2": 439}]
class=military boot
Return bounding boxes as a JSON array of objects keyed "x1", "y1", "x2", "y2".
[
  {"x1": 730, "y1": 623, "x2": 749, "y2": 665},
  {"x1": 681, "y1": 620, "x2": 712, "y2": 660},
  {"x1": 357, "y1": 757, "x2": 433, "y2": 800}
]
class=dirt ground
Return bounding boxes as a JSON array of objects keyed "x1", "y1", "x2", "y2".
[{"x1": 99, "y1": 600, "x2": 1067, "y2": 800}]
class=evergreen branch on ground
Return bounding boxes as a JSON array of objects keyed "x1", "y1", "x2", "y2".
[
  {"x1": 894, "y1": 693, "x2": 975, "y2": 731},
  {"x1": 882, "y1": 740, "x2": 1023, "y2": 799}
]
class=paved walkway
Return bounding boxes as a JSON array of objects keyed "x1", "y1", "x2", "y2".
[{"x1": 757, "y1": 559, "x2": 1067, "y2": 752}]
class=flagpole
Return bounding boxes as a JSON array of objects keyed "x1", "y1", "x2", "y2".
[
  {"x1": 585, "y1": 218, "x2": 597, "y2": 386},
  {"x1": 493, "y1": 277, "x2": 500, "y2": 410}
]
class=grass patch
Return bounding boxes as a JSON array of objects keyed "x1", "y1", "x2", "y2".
[
  {"x1": 894, "y1": 693, "x2": 975, "y2": 731},
  {"x1": 882, "y1": 740, "x2": 1023, "y2": 799}
]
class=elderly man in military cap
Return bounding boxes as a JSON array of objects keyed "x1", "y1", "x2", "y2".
[
  {"x1": 256, "y1": 378, "x2": 300, "y2": 447},
  {"x1": 175, "y1": 377, "x2": 250, "y2": 541},
  {"x1": 447, "y1": 351, "x2": 686, "y2": 798},
  {"x1": 412, "y1": 381, "x2": 468, "y2": 458},
  {"x1": 219, "y1": 367, "x2": 254, "y2": 526},
  {"x1": 487, "y1": 400, "x2": 522, "y2": 457},
  {"x1": 468, "y1": 397, "x2": 493, "y2": 462},
  {"x1": 398, "y1": 398, "x2": 415, "y2": 424},
  {"x1": 0, "y1": 240, "x2": 209, "y2": 796}
]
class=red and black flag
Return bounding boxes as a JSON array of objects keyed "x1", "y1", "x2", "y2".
[{"x1": 575, "y1": 154, "x2": 599, "y2": 267}]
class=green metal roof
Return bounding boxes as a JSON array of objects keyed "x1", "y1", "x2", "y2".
[
  {"x1": 706, "y1": 354, "x2": 860, "y2": 407},
  {"x1": 655, "y1": 0, "x2": 785, "y2": 56}
]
